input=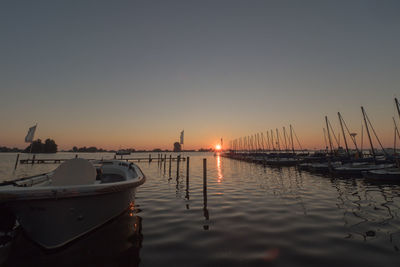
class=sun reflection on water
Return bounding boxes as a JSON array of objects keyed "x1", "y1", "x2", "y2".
[{"x1": 216, "y1": 154, "x2": 223, "y2": 183}]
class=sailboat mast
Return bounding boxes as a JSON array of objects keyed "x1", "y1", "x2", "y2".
[
  {"x1": 361, "y1": 106, "x2": 376, "y2": 162},
  {"x1": 260, "y1": 133, "x2": 265, "y2": 152},
  {"x1": 283, "y1": 127, "x2": 288, "y2": 151},
  {"x1": 325, "y1": 116, "x2": 334, "y2": 154},
  {"x1": 270, "y1": 130, "x2": 275, "y2": 151},
  {"x1": 290, "y1": 125, "x2": 295, "y2": 154},
  {"x1": 276, "y1": 128, "x2": 281, "y2": 152},
  {"x1": 393, "y1": 117, "x2": 397, "y2": 154},
  {"x1": 338, "y1": 112, "x2": 350, "y2": 157},
  {"x1": 395, "y1": 98, "x2": 400, "y2": 120},
  {"x1": 323, "y1": 128, "x2": 328, "y2": 152},
  {"x1": 360, "y1": 124, "x2": 364, "y2": 153}
]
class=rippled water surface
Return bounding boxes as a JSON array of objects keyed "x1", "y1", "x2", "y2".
[{"x1": 1, "y1": 152, "x2": 400, "y2": 266}]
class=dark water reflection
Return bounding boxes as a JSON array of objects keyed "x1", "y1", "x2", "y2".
[
  {"x1": 1, "y1": 152, "x2": 400, "y2": 266},
  {"x1": 137, "y1": 153, "x2": 400, "y2": 266},
  {"x1": 4, "y1": 212, "x2": 142, "y2": 267}
]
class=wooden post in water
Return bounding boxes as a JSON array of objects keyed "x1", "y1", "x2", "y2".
[
  {"x1": 186, "y1": 157, "x2": 190, "y2": 178},
  {"x1": 14, "y1": 154, "x2": 20, "y2": 170},
  {"x1": 149, "y1": 154, "x2": 152, "y2": 163},
  {"x1": 186, "y1": 156, "x2": 190, "y2": 198},
  {"x1": 176, "y1": 155, "x2": 181, "y2": 179},
  {"x1": 31, "y1": 154, "x2": 36, "y2": 165},
  {"x1": 164, "y1": 154, "x2": 167, "y2": 173},
  {"x1": 75, "y1": 154, "x2": 78, "y2": 158},
  {"x1": 169, "y1": 155, "x2": 172, "y2": 177},
  {"x1": 203, "y1": 158, "x2": 207, "y2": 190},
  {"x1": 203, "y1": 158, "x2": 209, "y2": 230}
]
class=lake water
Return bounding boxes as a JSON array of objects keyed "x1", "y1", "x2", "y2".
[{"x1": 1, "y1": 152, "x2": 400, "y2": 266}]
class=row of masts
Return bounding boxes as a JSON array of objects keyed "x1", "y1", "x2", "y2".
[
  {"x1": 228, "y1": 98, "x2": 400, "y2": 160},
  {"x1": 323, "y1": 112, "x2": 361, "y2": 157},
  {"x1": 229, "y1": 125, "x2": 303, "y2": 153},
  {"x1": 322, "y1": 98, "x2": 400, "y2": 161}
]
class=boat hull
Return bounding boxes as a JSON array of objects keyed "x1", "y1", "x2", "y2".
[
  {"x1": 6, "y1": 187, "x2": 136, "y2": 249},
  {"x1": 362, "y1": 169, "x2": 400, "y2": 182},
  {"x1": 332, "y1": 164, "x2": 394, "y2": 176}
]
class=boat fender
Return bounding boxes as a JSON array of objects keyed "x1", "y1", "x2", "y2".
[{"x1": 96, "y1": 168, "x2": 103, "y2": 180}]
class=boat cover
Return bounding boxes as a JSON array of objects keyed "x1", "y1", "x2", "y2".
[{"x1": 51, "y1": 158, "x2": 96, "y2": 186}]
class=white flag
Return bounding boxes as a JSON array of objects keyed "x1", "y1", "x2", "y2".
[
  {"x1": 180, "y1": 130, "x2": 184, "y2": 145},
  {"x1": 25, "y1": 125, "x2": 37, "y2": 143}
]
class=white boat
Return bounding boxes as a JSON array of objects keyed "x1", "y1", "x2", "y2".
[
  {"x1": 264, "y1": 158, "x2": 302, "y2": 166},
  {"x1": 362, "y1": 167, "x2": 400, "y2": 182},
  {"x1": 309, "y1": 161, "x2": 342, "y2": 173},
  {"x1": 332, "y1": 163, "x2": 394, "y2": 176},
  {"x1": 116, "y1": 150, "x2": 131, "y2": 156},
  {"x1": 0, "y1": 158, "x2": 145, "y2": 249}
]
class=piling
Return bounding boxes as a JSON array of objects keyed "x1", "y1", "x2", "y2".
[
  {"x1": 14, "y1": 154, "x2": 20, "y2": 170},
  {"x1": 186, "y1": 157, "x2": 190, "y2": 197},
  {"x1": 203, "y1": 158, "x2": 207, "y2": 190},
  {"x1": 169, "y1": 155, "x2": 172, "y2": 177},
  {"x1": 176, "y1": 155, "x2": 181, "y2": 179},
  {"x1": 149, "y1": 154, "x2": 152, "y2": 163},
  {"x1": 31, "y1": 155, "x2": 36, "y2": 165},
  {"x1": 203, "y1": 158, "x2": 209, "y2": 230},
  {"x1": 75, "y1": 154, "x2": 78, "y2": 158},
  {"x1": 163, "y1": 154, "x2": 167, "y2": 173},
  {"x1": 186, "y1": 157, "x2": 190, "y2": 178}
]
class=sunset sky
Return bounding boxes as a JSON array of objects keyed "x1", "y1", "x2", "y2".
[{"x1": 1, "y1": 0, "x2": 399, "y2": 150}]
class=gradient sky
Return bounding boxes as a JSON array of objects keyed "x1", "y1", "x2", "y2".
[{"x1": 1, "y1": 0, "x2": 400, "y2": 150}]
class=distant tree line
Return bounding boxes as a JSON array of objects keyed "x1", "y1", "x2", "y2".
[
  {"x1": 24, "y1": 139, "x2": 58, "y2": 153},
  {"x1": 70, "y1": 146, "x2": 109, "y2": 153},
  {"x1": 198, "y1": 148, "x2": 213, "y2": 152},
  {"x1": 0, "y1": 146, "x2": 22, "y2": 152},
  {"x1": 0, "y1": 144, "x2": 213, "y2": 153}
]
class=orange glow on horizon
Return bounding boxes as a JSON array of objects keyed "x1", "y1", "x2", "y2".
[{"x1": 215, "y1": 144, "x2": 222, "y2": 151}]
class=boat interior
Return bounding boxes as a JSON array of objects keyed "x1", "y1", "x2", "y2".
[{"x1": 5, "y1": 159, "x2": 139, "y2": 188}]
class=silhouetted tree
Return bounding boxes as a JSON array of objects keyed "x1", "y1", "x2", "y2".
[
  {"x1": 0, "y1": 146, "x2": 22, "y2": 152},
  {"x1": 24, "y1": 138, "x2": 58, "y2": 153},
  {"x1": 173, "y1": 142, "x2": 181, "y2": 152},
  {"x1": 44, "y1": 139, "x2": 57, "y2": 153}
]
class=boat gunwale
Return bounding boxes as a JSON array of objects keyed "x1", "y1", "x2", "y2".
[{"x1": 0, "y1": 165, "x2": 146, "y2": 202}]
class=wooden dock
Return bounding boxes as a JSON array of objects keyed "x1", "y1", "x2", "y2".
[{"x1": 19, "y1": 155, "x2": 185, "y2": 165}]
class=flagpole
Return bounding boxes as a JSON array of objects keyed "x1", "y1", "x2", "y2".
[{"x1": 28, "y1": 123, "x2": 37, "y2": 159}]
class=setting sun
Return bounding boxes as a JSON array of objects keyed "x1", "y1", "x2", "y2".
[{"x1": 215, "y1": 144, "x2": 222, "y2": 150}]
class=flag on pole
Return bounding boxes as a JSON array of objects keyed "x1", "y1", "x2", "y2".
[
  {"x1": 25, "y1": 125, "x2": 37, "y2": 143},
  {"x1": 180, "y1": 130, "x2": 184, "y2": 145}
]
